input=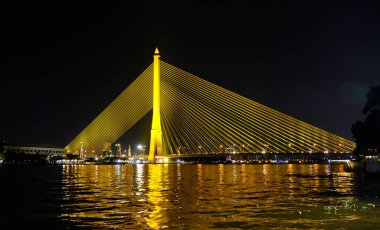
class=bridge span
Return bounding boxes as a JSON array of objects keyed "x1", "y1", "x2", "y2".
[{"x1": 66, "y1": 49, "x2": 356, "y2": 163}]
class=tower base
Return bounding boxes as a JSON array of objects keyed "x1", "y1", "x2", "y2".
[{"x1": 148, "y1": 129, "x2": 163, "y2": 163}]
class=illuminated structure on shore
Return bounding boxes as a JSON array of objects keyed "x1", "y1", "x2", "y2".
[
  {"x1": 65, "y1": 49, "x2": 356, "y2": 161},
  {"x1": 1, "y1": 143, "x2": 65, "y2": 157}
]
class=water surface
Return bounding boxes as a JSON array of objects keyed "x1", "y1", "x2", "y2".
[{"x1": 0, "y1": 164, "x2": 379, "y2": 229}]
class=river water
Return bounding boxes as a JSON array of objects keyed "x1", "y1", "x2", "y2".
[{"x1": 0, "y1": 164, "x2": 379, "y2": 229}]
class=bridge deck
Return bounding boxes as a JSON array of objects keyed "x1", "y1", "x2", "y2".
[{"x1": 127, "y1": 153, "x2": 353, "y2": 163}]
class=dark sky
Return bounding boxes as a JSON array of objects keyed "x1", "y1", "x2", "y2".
[{"x1": 1, "y1": 0, "x2": 380, "y2": 148}]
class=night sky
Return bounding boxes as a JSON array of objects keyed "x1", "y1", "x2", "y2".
[{"x1": 1, "y1": 0, "x2": 380, "y2": 148}]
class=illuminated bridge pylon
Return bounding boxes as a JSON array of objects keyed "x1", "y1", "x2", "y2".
[
  {"x1": 65, "y1": 49, "x2": 356, "y2": 160},
  {"x1": 148, "y1": 48, "x2": 163, "y2": 162}
]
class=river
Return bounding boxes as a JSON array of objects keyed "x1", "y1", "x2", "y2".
[{"x1": 0, "y1": 164, "x2": 379, "y2": 229}]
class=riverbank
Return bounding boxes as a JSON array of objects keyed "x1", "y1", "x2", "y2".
[{"x1": 345, "y1": 160, "x2": 380, "y2": 174}]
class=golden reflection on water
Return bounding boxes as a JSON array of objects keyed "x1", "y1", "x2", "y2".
[
  {"x1": 145, "y1": 164, "x2": 169, "y2": 229},
  {"x1": 60, "y1": 164, "x2": 379, "y2": 229}
]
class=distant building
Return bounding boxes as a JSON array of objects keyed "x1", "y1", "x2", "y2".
[{"x1": 0, "y1": 143, "x2": 65, "y2": 157}]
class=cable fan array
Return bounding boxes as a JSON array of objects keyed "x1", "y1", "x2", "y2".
[
  {"x1": 65, "y1": 64, "x2": 153, "y2": 154},
  {"x1": 160, "y1": 61, "x2": 355, "y2": 154},
  {"x1": 66, "y1": 60, "x2": 355, "y2": 155}
]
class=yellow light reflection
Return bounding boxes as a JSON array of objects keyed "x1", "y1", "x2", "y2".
[{"x1": 145, "y1": 164, "x2": 169, "y2": 229}]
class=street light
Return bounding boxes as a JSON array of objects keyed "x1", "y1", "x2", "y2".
[{"x1": 137, "y1": 144, "x2": 146, "y2": 155}]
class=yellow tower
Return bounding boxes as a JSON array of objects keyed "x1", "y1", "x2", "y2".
[{"x1": 148, "y1": 48, "x2": 163, "y2": 162}]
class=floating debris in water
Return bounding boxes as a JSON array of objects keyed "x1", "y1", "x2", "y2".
[{"x1": 323, "y1": 198, "x2": 378, "y2": 215}]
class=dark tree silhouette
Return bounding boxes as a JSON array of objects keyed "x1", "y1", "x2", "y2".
[{"x1": 352, "y1": 85, "x2": 380, "y2": 156}]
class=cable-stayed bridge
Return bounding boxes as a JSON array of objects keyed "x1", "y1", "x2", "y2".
[{"x1": 65, "y1": 49, "x2": 355, "y2": 162}]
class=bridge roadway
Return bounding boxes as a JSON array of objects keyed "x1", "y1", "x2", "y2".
[{"x1": 127, "y1": 153, "x2": 353, "y2": 163}]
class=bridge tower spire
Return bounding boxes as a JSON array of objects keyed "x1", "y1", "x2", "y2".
[{"x1": 148, "y1": 47, "x2": 163, "y2": 162}]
